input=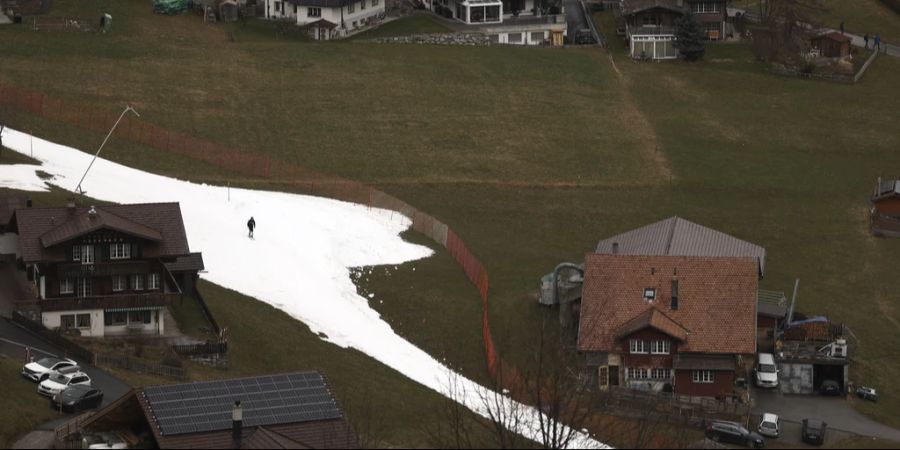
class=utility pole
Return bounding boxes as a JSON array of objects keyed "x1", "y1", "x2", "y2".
[{"x1": 75, "y1": 106, "x2": 140, "y2": 195}]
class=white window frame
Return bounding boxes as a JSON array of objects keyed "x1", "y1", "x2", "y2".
[
  {"x1": 693, "y1": 370, "x2": 715, "y2": 384},
  {"x1": 360, "y1": 0, "x2": 366, "y2": 10},
  {"x1": 110, "y1": 243, "x2": 131, "y2": 260},
  {"x1": 81, "y1": 245, "x2": 94, "y2": 265},
  {"x1": 651, "y1": 368, "x2": 672, "y2": 380},
  {"x1": 627, "y1": 367, "x2": 648, "y2": 380},
  {"x1": 72, "y1": 245, "x2": 81, "y2": 262},
  {"x1": 76, "y1": 313, "x2": 91, "y2": 329},
  {"x1": 60, "y1": 278, "x2": 74, "y2": 295},
  {"x1": 691, "y1": 1, "x2": 721, "y2": 13},
  {"x1": 112, "y1": 275, "x2": 128, "y2": 292},
  {"x1": 349, "y1": 1, "x2": 354, "y2": 13},
  {"x1": 650, "y1": 340, "x2": 671, "y2": 355},
  {"x1": 132, "y1": 275, "x2": 145, "y2": 291},
  {"x1": 149, "y1": 273, "x2": 160, "y2": 290},
  {"x1": 629, "y1": 339, "x2": 648, "y2": 354},
  {"x1": 76, "y1": 277, "x2": 92, "y2": 297},
  {"x1": 643, "y1": 287, "x2": 656, "y2": 301},
  {"x1": 308, "y1": 7, "x2": 321, "y2": 17}
]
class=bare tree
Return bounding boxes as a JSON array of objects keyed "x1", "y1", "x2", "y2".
[{"x1": 751, "y1": 0, "x2": 825, "y2": 62}]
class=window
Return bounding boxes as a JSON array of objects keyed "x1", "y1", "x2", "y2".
[
  {"x1": 627, "y1": 367, "x2": 648, "y2": 380},
  {"x1": 129, "y1": 310, "x2": 152, "y2": 325},
  {"x1": 274, "y1": 1, "x2": 281, "y2": 12},
  {"x1": 373, "y1": 0, "x2": 379, "y2": 6},
  {"x1": 643, "y1": 288, "x2": 656, "y2": 301},
  {"x1": 110, "y1": 243, "x2": 131, "y2": 260},
  {"x1": 149, "y1": 273, "x2": 161, "y2": 290},
  {"x1": 112, "y1": 275, "x2": 127, "y2": 292},
  {"x1": 349, "y1": 2, "x2": 354, "y2": 13},
  {"x1": 629, "y1": 339, "x2": 648, "y2": 354},
  {"x1": 531, "y1": 31, "x2": 545, "y2": 43},
  {"x1": 651, "y1": 368, "x2": 672, "y2": 380},
  {"x1": 360, "y1": 0, "x2": 366, "y2": 10},
  {"x1": 76, "y1": 278, "x2": 92, "y2": 297},
  {"x1": 72, "y1": 245, "x2": 81, "y2": 262},
  {"x1": 598, "y1": 366, "x2": 609, "y2": 388},
  {"x1": 308, "y1": 7, "x2": 321, "y2": 17},
  {"x1": 691, "y1": 1, "x2": 721, "y2": 13},
  {"x1": 60, "y1": 278, "x2": 74, "y2": 295},
  {"x1": 650, "y1": 340, "x2": 671, "y2": 355},
  {"x1": 104, "y1": 311, "x2": 127, "y2": 326},
  {"x1": 132, "y1": 275, "x2": 144, "y2": 291},
  {"x1": 81, "y1": 245, "x2": 94, "y2": 265},
  {"x1": 509, "y1": 32, "x2": 523, "y2": 43},
  {"x1": 693, "y1": 370, "x2": 715, "y2": 384},
  {"x1": 642, "y1": 14, "x2": 659, "y2": 26},
  {"x1": 61, "y1": 314, "x2": 76, "y2": 330},
  {"x1": 76, "y1": 314, "x2": 91, "y2": 329}
]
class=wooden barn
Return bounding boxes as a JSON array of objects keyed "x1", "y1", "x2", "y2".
[
  {"x1": 811, "y1": 32, "x2": 851, "y2": 58},
  {"x1": 872, "y1": 178, "x2": 900, "y2": 237}
]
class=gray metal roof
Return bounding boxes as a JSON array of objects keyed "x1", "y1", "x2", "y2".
[
  {"x1": 596, "y1": 216, "x2": 767, "y2": 276},
  {"x1": 758, "y1": 289, "x2": 787, "y2": 318}
]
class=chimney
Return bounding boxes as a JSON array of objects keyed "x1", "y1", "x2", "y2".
[
  {"x1": 66, "y1": 198, "x2": 76, "y2": 214},
  {"x1": 671, "y1": 276, "x2": 679, "y2": 310},
  {"x1": 88, "y1": 206, "x2": 98, "y2": 219},
  {"x1": 612, "y1": 242, "x2": 619, "y2": 254},
  {"x1": 232, "y1": 401, "x2": 243, "y2": 449},
  {"x1": 26, "y1": 197, "x2": 32, "y2": 208}
]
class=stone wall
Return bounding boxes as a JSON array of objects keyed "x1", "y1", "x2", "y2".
[{"x1": 371, "y1": 32, "x2": 492, "y2": 45}]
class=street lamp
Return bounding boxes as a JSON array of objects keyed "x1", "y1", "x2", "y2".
[{"x1": 75, "y1": 105, "x2": 140, "y2": 195}]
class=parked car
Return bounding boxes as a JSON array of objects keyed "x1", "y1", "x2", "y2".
[
  {"x1": 705, "y1": 420, "x2": 765, "y2": 448},
  {"x1": 856, "y1": 386, "x2": 879, "y2": 402},
  {"x1": 757, "y1": 413, "x2": 780, "y2": 438},
  {"x1": 81, "y1": 432, "x2": 128, "y2": 449},
  {"x1": 819, "y1": 379, "x2": 842, "y2": 396},
  {"x1": 50, "y1": 385, "x2": 104, "y2": 412},
  {"x1": 802, "y1": 418, "x2": 827, "y2": 445},
  {"x1": 38, "y1": 370, "x2": 91, "y2": 397},
  {"x1": 22, "y1": 357, "x2": 79, "y2": 382},
  {"x1": 754, "y1": 353, "x2": 779, "y2": 388}
]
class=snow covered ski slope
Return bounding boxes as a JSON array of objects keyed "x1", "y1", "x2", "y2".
[{"x1": 0, "y1": 128, "x2": 605, "y2": 448}]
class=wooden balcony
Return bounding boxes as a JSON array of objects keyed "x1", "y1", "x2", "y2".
[
  {"x1": 34, "y1": 292, "x2": 180, "y2": 312},
  {"x1": 55, "y1": 260, "x2": 150, "y2": 278}
]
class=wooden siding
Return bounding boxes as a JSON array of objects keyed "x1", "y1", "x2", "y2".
[{"x1": 674, "y1": 369, "x2": 735, "y2": 397}]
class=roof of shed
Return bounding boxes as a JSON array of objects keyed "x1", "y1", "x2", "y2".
[
  {"x1": 815, "y1": 31, "x2": 852, "y2": 43},
  {"x1": 757, "y1": 289, "x2": 787, "y2": 319},
  {"x1": 164, "y1": 252, "x2": 205, "y2": 273},
  {"x1": 596, "y1": 216, "x2": 767, "y2": 276},
  {"x1": 577, "y1": 254, "x2": 758, "y2": 355}
]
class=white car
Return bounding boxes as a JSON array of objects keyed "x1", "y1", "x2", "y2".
[
  {"x1": 758, "y1": 413, "x2": 780, "y2": 438},
  {"x1": 755, "y1": 353, "x2": 779, "y2": 388},
  {"x1": 38, "y1": 370, "x2": 92, "y2": 397},
  {"x1": 22, "y1": 357, "x2": 79, "y2": 382}
]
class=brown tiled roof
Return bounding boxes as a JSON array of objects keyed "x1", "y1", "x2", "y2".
[
  {"x1": 596, "y1": 216, "x2": 767, "y2": 276},
  {"x1": 13, "y1": 203, "x2": 190, "y2": 263},
  {"x1": 816, "y1": 31, "x2": 852, "y2": 43},
  {"x1": 577, "y1": 254, "x2": 758, "y2": 355},
  {"x1": 615, "y1": 308, "x2": 689, "y2": 342},
  {"x1": 0, "y1": 194, "x2": 27, "y2": 228},
  {"x1": 242, "y1": 427, "x2": 308, "y2": 449}
]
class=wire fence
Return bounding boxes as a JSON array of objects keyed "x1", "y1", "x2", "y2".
[{"x1": 0, "y1": 81, "x2": 501, "y2": 379}]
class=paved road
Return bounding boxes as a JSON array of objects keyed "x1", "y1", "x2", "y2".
[
  {"x1": 0, "y1": 318, "x2": 130, "y2": 408},
  {"x1": 563, "y1": 0, "x2": 594, "y2": 44},
  {"x1": 752, "y1": 388, "x2": 900, "y2": 442},
  {"x1": 818, "y1": 28, "x2": 900, "y2": 58}
]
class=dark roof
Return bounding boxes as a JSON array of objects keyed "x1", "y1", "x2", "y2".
[
  {"x1": 757, "y1": 289, "x2": 787, "y2": 319},
  {"x1": 305, "y1": 18, "x2": 338, "y2": 29},
  {"x1": 596, "y1": 216, "x2": 767, "y2": 276},
  {"x1": 578, "y1": 254, "x2": 758, "y2": 355},
  {"x1": 621, "y1": 0, "x2": 685, "y2": 15},
  {"x1": 13, "y1": 203, "x2": 191, "y2": 263},
  {"x1": 0, "y1": 194, "x2": 27, "y2": 228},
  {"x1": 673, "y1": 354, "x2": 736, "y2": 371},
  {"x1": 815, "y1": 31, "x2": 852, "y2": 43},
  {"x1": 615, "y1": 308, "x2": 689, "y2": 342},
  {"x1": 873, "y1": 179, "x2": 900, "y2": 202},
  {"x1": 164, "y1": 252, "x2": 205, "y2": 273},
  {"x1": 141, "y1": 372, "x2": 342, "y2": 437},
  {"x1": 286, "y1": 0, "x2": 352, "y2": 8},
  {"x1": 242, "y1": 427, "x2": 307, "y2": 449}
]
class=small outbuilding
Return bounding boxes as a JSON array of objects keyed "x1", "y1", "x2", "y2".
[
  {"x1": 219, "y1": 0, "x2": 239, "y2": 21},
  {"x1": 811, "y1": 32, "x2": 851, "y2": 58},
  {"x1": 872, "y1": 178, "x2": 900, "y2": 237}
]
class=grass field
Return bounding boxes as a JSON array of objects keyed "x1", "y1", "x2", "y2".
[
  {"x1": 0, "y1": 357, "x2": 60, "y2": 448},
  {"x1": 2, "y1": 0, "x2": 900, "y2": 444},
  {"x1": 730, "y1": 0, "x2": 900, "y2": 43}
]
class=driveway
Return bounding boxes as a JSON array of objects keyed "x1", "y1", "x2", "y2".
[
  {"x1": 563, "y1": 0, "x2": 595, "y2": 44},
  {"x1": 752, "y1": 387, "x2": 900, "y2": 443},
  {"x1": 0, "y1": 317, "x2": 130, "y2": 408}
]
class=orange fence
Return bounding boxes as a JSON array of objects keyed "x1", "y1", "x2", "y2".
[{"x1": 0, "y1": 81, "x2": 501, "y2": 378}]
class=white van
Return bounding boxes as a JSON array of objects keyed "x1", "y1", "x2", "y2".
[{"x1": 755, "y1": 353, "x2": 779, "y2": 388}]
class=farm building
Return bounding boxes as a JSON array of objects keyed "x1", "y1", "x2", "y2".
[
  {"x1": 811, "y1": 32, "x2": 852, "y2": 58},
  {"x1": 776, "y1": 320, "x2": 849, "y2": 395},
  {"x1": 263, "y1": 0, "x2": 385, "y2": 40},
  {"x1": 872, "y1": 178, "x2": 900, "y2": 237}
]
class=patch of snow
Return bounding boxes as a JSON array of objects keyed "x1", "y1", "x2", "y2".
[{"x1": 0, "y1": 128, "x2": 606, "y2": 449}]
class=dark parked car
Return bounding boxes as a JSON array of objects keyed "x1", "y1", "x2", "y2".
[
  {"x1": 50, "y1": 385, "x2": 104, "y2": 413},
  {"x1": 802, "y1": 419, "x2": 827, "y2": 446},
  {"x1": 820, "y1": 380, "x2": 842, "y2": 396},
  {"x1": 856, "y1": 386, "x2": 879, "y2": 402},
  {"x1": 705, "y1": 420, "x2": 765, "y2": 448}
]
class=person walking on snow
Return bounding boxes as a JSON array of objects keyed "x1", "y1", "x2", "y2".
[{"x1": 247, "y1": 217, "x2": 256, "y2": 239}]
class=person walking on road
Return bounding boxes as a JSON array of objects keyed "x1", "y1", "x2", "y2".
[
  {"x1": 864, "y1": 33, "x2": 869, "y2": 49},
  {"x1": 874, "y1": 34, "x2": 882, "y2": 51},
  {"x1": 247, "y1": 217, "x2": 256, "y2": 239}
]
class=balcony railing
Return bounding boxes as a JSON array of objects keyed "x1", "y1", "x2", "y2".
[
  {"x1": 56, "y1": 260, "x2": 150, "y2": 279},
  {"x1": 34, "y1": 292, "x2": 180, "y2": 312}
]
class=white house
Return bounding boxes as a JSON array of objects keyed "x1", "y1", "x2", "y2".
[
  {"x1": 431, "y1": 0, "x2": 567, "y2": 45},
  {"x1": 264, "y1": 0, "x2": 386, "y2": 39}
]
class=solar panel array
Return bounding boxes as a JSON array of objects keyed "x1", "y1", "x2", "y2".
[{"x1": 142, "y1": 372, "x2": 341, "y2": 436}]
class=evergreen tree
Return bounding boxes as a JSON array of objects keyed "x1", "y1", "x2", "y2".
[{"x1": 674, "y1": 11, "x2": 707, "y2": 61}]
